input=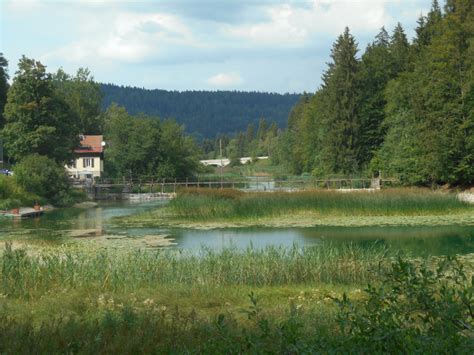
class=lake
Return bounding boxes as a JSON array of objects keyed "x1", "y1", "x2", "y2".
[{"x1": 0, "y1": 200, "x2": 473, "y2": 256}]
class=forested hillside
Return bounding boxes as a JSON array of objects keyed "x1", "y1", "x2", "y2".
[
  {"x1": 100, "y1": 84, "x2": 300, "y2": 138},
  {"x1": 274, "y1": 0, "x2": 473, "y2": 186}
]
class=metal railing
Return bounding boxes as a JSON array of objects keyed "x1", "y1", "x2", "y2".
[{"x1": 74, "y1": 176, "x2": 399, "y2": 194}]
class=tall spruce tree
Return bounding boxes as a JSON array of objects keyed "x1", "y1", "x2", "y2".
[
  {"x1": 358, "y1": 27, "x2": 395, "y2": 169},
  {"x1": 414, "y1": 0, "x2": 442, "y2": 49},
  {"x1": 318, "y1": 27, "x2": 361, "y2": 175},
  {"x1": 390, "y1": 23, "x2": 410, "y2": 73}
]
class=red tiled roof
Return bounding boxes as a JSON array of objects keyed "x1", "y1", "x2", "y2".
[{"x1": 74, "y1": 135, "x2": 104, "y2": 154}]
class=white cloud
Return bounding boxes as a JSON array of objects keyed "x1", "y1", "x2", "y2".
[
  {"x1": 42, "y1": 10, "x2": 198, "y2": 64},
  {"x1": 4, "y1": 0, "x2": 43, "y2": 12},
  {"x1": 224, "y1": 0, "x2": 393, "y2": 46},
  {"x1": 207, "y1": 72, "x2": 243, "y2": 87}
]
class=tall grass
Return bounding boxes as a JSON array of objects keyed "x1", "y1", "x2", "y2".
[
  {"x1": 169, "y1": 188, "x2": 471, "y2": 220},
  {"x1": 0, "y1": 252, "x2": 472, "y2": 353},
  {"x1": 0, "y1": 242, "x2": 387, "y2": 298}
]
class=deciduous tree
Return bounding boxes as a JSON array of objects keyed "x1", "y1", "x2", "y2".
[{"x1": 2, "y1": 56, "x2": 79, "y2": 163}]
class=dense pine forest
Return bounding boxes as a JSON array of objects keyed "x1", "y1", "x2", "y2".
[
  {"x1": 100, "y1": 84, "x2": 300, "y2": 138},
  {"x1": 270, "y1": 0, "x2": 473, "y2": 186}
]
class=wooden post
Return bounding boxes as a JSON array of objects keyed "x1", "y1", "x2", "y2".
[
  {"x1": 174, "y1": 178, "x2": 177, "y2": 193},
  {"x1": 197, "y1": 177, "x2": 200, "y2": 189},
  {"x1": 186, "y1": 177, "x2": 188, "y2": 189},
  {"x1": 161, "y1": 178, "x2": 165, "y2": 194}
]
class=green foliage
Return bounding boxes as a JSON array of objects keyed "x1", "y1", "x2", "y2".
[
  {"x1": 104, "y1": 104, "x2": 200, "y2": 178},
  {"x1": 201, "y1": 118, "x2": 280, "y2": 164},
  {"x1": 2, "y1": 56, "x2": 80, "y2": 163},
  {"x1": 379, "y1": 1, "x2": 474, "y2": 185},
  {"x1": 0, "y1": 175, "x2": 37, "y2": 210},
  {"x1": 357, "y1": 27, "x2": 398, "y2": 168},
  {"x1": 319, "y1": 27, "x2": 361, "y2": 175},
  {"x1": 0, "y1": 53, "x2": 8, "y2": 129},
  {"x1": 13, "y1": 154, "x2": 78, "y2": 206},
  {"x1": 281, "y1": 2, "x2": 474, "y2": 186},
  {"x1": 53, "y1": 67, "x2": 103, "y2": 134},
  {"x1": 335, "y1": 257, "x2": 474, "y2": 352}
]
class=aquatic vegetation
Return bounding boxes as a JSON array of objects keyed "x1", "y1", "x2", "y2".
[
  {"x1": 170, "y1": 188, "x2": 471, "y2": 219},
  {"x1": 0, "y1": 242, "x2": 387, "y2": 299},
  {"x1": 119, "y1": 188, "x2": 474, "y2": 229}
]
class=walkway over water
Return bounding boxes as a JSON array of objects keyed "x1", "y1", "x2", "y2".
[{"x1": 76, "y1": 177, "x2": 398, "y2": 200}]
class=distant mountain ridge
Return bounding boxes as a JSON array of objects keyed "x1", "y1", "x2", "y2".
[{"x1": 100, "y1": 83, "x2": 301, "y2": 138}]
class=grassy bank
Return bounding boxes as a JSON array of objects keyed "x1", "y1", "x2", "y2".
[
  {"x1": 0, "y1": 243, "x2": 472, "y2": 353},
  {"x1": 119, "y1": 188, "x2": 474, "y2": 228}
]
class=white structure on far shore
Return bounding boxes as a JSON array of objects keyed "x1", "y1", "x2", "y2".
[{"x1": 200, "y1": 156, "x2": 268, "y2": 168}]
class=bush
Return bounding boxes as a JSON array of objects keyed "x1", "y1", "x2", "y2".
[
  {"x1": 13, "y1": 154, "x2": 79, "y2": 206},
  {"x1": 0, "y1": 175, "x2": 38, "y2": 210},
  {"x1": 335, "y1": 257, "x2": 474, "y2": 352}
]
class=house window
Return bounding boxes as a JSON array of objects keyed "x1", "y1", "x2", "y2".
[{"x1": 83, "y1": 158, "x2": 95, "y2": 168}]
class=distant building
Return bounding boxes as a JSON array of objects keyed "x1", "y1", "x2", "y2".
[{"x1": 66, "y1": 135, "x2": 105, "y2": 180}]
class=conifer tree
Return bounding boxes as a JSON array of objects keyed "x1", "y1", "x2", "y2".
[
  {"x1": 357, "y1": 27, "x2": 395, "y2": 168},
  {"x1": 0, "y1": 54, "x2": 8, "y2": 129},
  {"x1": 318, "y1": 27, "x2": 360, "y2": 175},
  {"x1": 390, "y1": 23, "x2": 410, "y2": 73}
]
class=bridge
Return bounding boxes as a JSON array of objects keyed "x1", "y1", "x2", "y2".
[
  {"x1": 76, "y1": 176, "x2": 398, "y2": 201},
  {"x1": 200, "y1": 156, "x2": 268, "y2": 167}
]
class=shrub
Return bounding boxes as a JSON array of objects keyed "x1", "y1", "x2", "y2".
[
  {"x1": 0, "y1": 175, "x2": 38, "y2": 210},
  {"x1": 13, "y1": 154, "x2": 79, "y2": 206},
  {"x1": 334, "y1": 257, "x2": 474, "y2": 352}
]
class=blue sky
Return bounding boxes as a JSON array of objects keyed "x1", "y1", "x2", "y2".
[{"x1": 1, "y1": 0, "x2": 433, "y2": 93}]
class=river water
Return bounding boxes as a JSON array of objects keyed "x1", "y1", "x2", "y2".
[{"x1": 0, "y1": 200, "x2": 473, "y2": 256}]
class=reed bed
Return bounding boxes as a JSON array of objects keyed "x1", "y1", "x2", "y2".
[
  {"x1": 0, "y1": 242, "x2": 387, "y2": 298},
  {"x1": 169, "y1": 188, "x2": 471, "y2": 220}
]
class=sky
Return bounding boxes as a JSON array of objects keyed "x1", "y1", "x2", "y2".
[{"x1": 1, "y1": 0, "x2": 433, "y2": 93}]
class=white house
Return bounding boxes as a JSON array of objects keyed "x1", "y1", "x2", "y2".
[{"x1": 66, "y1": 135, "x2": 105, "y2": 180}]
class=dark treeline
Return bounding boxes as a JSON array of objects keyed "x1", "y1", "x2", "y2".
[
  {"x1": 100, "y1": 84, "x2": 300, "y2": 138},
  {"x1": 274, "y1": 0, "x2": 473, "y2": 185}
]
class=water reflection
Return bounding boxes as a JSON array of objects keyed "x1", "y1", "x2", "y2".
[
  {"x1": 0, "y1": 200, "x2": 473, "y2": 257},
  {"x1": 166, "y1": 226, "x2": 474, "y2": 256}
]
